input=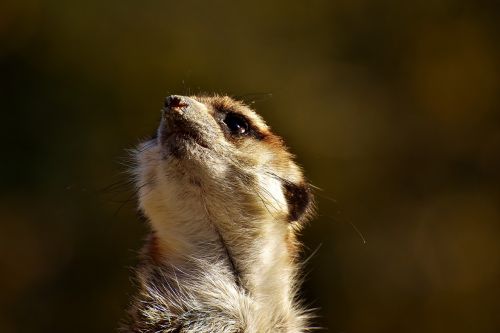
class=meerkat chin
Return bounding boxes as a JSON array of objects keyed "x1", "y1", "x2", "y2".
[{"x1": 122, "y1": 95, "x2": 314, "y2": 333}]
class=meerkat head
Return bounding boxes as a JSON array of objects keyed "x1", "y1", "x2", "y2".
[{"x1": 134, "y1": 95, "x2": 313, "y2": 261}]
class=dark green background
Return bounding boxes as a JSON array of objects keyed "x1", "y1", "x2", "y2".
[{"x1": 1, "y1": 1, "x2": 500, "y2": 332}]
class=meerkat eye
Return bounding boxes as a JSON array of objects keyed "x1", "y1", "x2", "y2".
[{"x1": 223, "y1": 113, "x2": 249, "y2": 135}]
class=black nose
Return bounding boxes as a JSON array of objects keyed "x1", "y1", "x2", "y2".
[{"x1": 164, "y1": 95, "x2": 189, "y2": 109}]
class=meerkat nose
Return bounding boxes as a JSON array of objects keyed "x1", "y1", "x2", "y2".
[{"x1": 164, "y1": 95, "x2": 189, "y2": 110}]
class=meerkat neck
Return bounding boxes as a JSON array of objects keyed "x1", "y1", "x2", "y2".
[
  {"x1": 151, "y1": 212, "x2": 295, "y2": 302},
  {"x1": 143, "y1": 210, "x2": 302, "y2": 330}
]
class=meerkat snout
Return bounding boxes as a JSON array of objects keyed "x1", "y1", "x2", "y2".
[
  {"x1": 164, "y1": 95, "x2": 189, "y2": 109},
  {"x1": 158, "y1": 95, "x2": 216, "y2": 152}
]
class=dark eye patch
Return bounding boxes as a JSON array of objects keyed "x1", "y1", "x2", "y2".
[
  {"x1": 283, "y1": 181, "x2": 311, "y2": 222},
  {"x1": 215, "y1": 108, "x2": 265, "y2": 141},
  {"x1": 223, "y1": 113, "x2": 249, "y2": 136}
]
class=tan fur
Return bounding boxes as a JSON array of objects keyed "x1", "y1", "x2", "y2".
[{"x1": 121, "y1": 95, "x2": 314, "y2": 332}]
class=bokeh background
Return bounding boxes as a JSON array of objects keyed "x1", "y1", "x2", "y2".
[{"x1": 1, "y1": 0, "x2": 500, "y2": 332}]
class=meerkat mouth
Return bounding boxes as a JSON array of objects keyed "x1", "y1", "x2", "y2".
[
  {"x1": 162, "y1": 130, "x2": 210, "y2": 149},
  {"x1": 159, "y1": 96, "x2": 211, "y2": 150}
]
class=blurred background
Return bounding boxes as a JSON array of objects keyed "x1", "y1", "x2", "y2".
[{"x1": 1, "y1": 0, "x2": 500, "y2": 332}]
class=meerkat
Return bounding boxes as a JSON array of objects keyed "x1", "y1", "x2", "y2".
[{"x1": 121, "y1": 95, "x2": 314, "y2": 333}]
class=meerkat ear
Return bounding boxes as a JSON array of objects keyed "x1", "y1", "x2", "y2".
[{"x1": 283, "y1": 181, "x2": 313, "y2": 223}]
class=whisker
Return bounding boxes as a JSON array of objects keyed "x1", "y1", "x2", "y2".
[
  {"x1": 348, "y1": 220, "x2": 367, "y2": 244},
  {"x1": 301, "y1": 243, "x2": 322, "y2": 267},
  {"x1": 321, "y1": 213, "x2": 367, "y2": 245},
  {"x1": 112, "y1": 180, "x2": 153, "y2": 217},
  {"x1": 232, "y1": 92, "x2": 273, "y2": 105}
]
